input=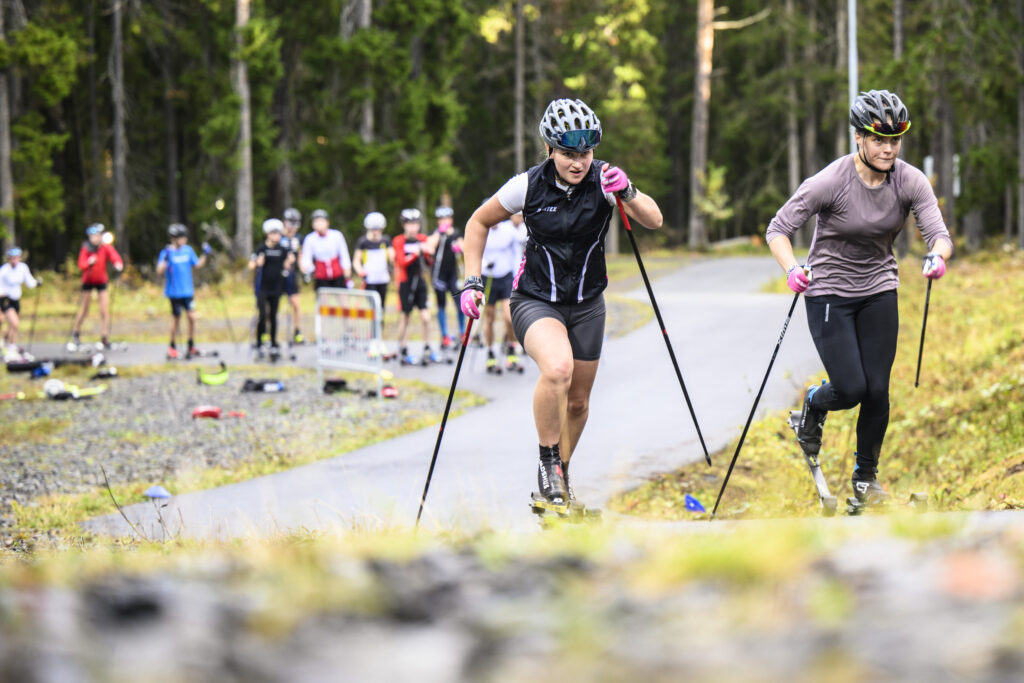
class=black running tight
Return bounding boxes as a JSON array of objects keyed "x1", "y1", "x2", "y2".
[
  {"x1": 257, "y1": 292, "x2": 281, "y2": 346},
  {"x1": 805, "y1": 289, "x2": 898, "y2": 474}
]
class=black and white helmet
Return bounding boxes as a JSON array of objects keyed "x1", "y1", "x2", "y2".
[
  {"x1": 538, "y1": 98, "x2": 602, "y2": 152},
  {"x1": 283, "y1": 207, "x2": 301, "y2": 223},
  {"x1": 262, "y1": 218, "x2": 284, "y2": 234},
  {"x1": 435, "y1": 206, "x2": 454, "y2": 219},
  {"x1": 400, "y1": 208, "x2": 422, "y2": 224},
  {"x1": 850, "y1": 90, "x2": 911, "y2": 136},
  {"x1": 364, "y1": 211, "x2": 386, "y2": 230},
  {"x1": 168, "y1": 223, "x2": 187, "y2": 238}
]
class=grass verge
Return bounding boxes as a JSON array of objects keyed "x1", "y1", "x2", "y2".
[{"x1": 613, "y1": 250, "x2": 1024, "y2": 519}]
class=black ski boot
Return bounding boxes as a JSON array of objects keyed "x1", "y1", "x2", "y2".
[
  {"x1": 534, "y1": 445, "x2": 568, "y2": 509},
  {"x1": 847, "y1": 465, "x2": 891, "y2": 515},
  {"x1": 796, "y1": 383, "x2": 827, "y2": 456}
]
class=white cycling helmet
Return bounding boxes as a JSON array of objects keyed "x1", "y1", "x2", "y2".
[
  {"x1": 262, "y1": 218, "x2": 284, "y2": 234},
  {"x1": 364, "y1": 211, "x2": 386, "y2": 230},
  {"x1": 539, "y1": 98, "x2": 602, "y2": 152}
]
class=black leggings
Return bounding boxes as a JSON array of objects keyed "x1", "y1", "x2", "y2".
[
  {"x1": 257, "y1": 292, "x2": 281, "y2": 346},
  {"x1": 805, "y1": 290, "x2": 898, "y2": 474}
]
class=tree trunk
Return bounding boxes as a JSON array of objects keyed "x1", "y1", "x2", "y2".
[
  {"x1": 1005, "y1": 183, "x2": 1014, "y2": 245},
  {"x1": 513, "y1": 0, "x2": 525, "y2": 173},
  {"x1": 110, "y1": 0, "x2": 129, "y2": 255},
  {"x1": 0, "y1": 5, "x2": 14, "y2": 247},
  {"x1": 937, "y1": 90, "x2": 956, "y2": 235},
  {"x1": 160, "y1": 0, "x2": 180, "y2": 223},
  {"x1": 87, "y1": 0, "x2": 102, "y2": 216},
  {"x1": 892, "y1": 0, "x2": 911, "y2": 258},
  {"x1": 1018, "y1": 0, "x2": 1024, "y2": 248},
  {"x1": 358, "y1": 0, "x2": 373, "y2": 145},
  {"x1": 233, "y1": 0, "x2": 253, "y2": 257},
  {"x1": 834, "y1": 0, "x2": 847, "y2": 158},
  {"x1": 784, "y1": 0, "x2": 801, "y2": 248},
  {"x1": 688, "y1": 0, "x2": 713, "y2": 250}
]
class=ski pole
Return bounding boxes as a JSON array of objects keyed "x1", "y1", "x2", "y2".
[
  {"x1": 615, "y1": 196, "x2": 711, "y2": 467},
  {"x1": 914, "y1": 279, "x2": 932, "y2": 388},
  {"x1": 711, "y1": 291, "x2": 801, "y2": 519},
  {"x1": 415, "y1": 317, "x2": 474, "y2": 528},
  {"x1": 27, "y1": 281, "x2": 41, "y2": 353}
]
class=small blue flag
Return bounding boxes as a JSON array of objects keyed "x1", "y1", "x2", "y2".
[
  {"x1": 684, "y1": 494, "x2": 706, "y2": 513},
  {"x1": 144, "y1": 485, "x2": 171, "y2": 499}
]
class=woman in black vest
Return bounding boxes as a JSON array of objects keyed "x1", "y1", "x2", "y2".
[{"x1": 461, "y1": 98, "x2": 663, "y2": 508}]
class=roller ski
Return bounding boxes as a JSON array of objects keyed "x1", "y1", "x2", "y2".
[
  {"x1": 486, "y1": 354, "x2": 502, "y2": 375},
  {"x1": 504, "y1": 352, "x2": 525, "y2": 374},
  {"x1": 185, "y1": 346, "x2": 218, "y2": 360},
  {"x1": 529, "y1": 447, "x2": 601, "y2": 525},
  {"x1": 787, "y1": 410, "x2": 838, "y2": 516}
]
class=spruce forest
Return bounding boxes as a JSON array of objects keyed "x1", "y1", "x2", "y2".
[{"x1": 1, "y1": 0, "x2": 1022, "y2": 267}]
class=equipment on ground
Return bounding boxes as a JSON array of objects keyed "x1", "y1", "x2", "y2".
[{"x1": 197, "y1": 361, "x2": 228, "y2": 386}]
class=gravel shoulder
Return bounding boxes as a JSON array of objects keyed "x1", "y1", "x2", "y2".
[{"x1": 1, "y1": 365, "x2": 481, "y2": 550}]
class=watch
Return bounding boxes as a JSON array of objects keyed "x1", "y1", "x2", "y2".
[
  {"x1": 463, "y1": 275, "x2": 485, "y2": 291},
  {"x1": 617, "y1": 182, "x2": 637, "y2": 202}
]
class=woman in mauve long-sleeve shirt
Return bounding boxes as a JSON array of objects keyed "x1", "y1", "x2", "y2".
[{"x1": 766, "y1": 89, "x2": 953, "y2": 508}]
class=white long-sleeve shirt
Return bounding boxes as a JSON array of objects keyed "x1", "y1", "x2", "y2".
[
  {"x1": 300, "y1": 229, "x2": 352, "y2": 281},
  {"x1": 0, "y1": 262, "x2": 38, "y2": 300}
]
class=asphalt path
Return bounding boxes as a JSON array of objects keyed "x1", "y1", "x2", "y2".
[{"x1": 83, "y1": 256, "x2": 826, "y2": 539}]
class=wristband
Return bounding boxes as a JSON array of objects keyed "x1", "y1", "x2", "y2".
[
  {"x1": 462, "y1": 275, "x2": 484, "y2": 292},
  {"x1": 618, "y1": 182, "x2": 637, "y2": 202}
]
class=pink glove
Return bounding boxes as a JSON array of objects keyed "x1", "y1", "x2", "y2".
[
  {"x1": 786, "y1": 265, "x2": 811, "y2": 293},
  {"x1": 922, "y1": 253, "x2": 946, "y2": 279},
  {"x1": 451, "y1": 242, "x2": 463, "y2": 254},
  {"x1": 601, "y1": 164, "x2": 629, "y2": 194},
  {"x1": 460, "y1": 288, "x2": 484, "y2": 319}
]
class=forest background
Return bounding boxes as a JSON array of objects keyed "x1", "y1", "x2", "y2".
[{"x1": 0, "y1": 0, "x2": 1022, "y2": 268}]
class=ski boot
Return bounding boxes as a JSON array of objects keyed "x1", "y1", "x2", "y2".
[
  {"x1": 293, "y1": 330, "x2": 305, "y2": 345},
  {"x1": 795, "y1": 383, "x2": 828, "y2": 457},
  {"x1": 440, "y1": 335, "x2": 456, "y2": 351},
  {"x1": 400, "y1": 349, "x2": 417, "y2": 366},
  {"x1": 269, "y1": 345, "x2": 282, "y2": 362},
  {"x1": 66, "y1": 333, "x2": 82, "y2": 353},
  {"x1": 846, "y1": 465, "x2": 891, "y2": 515},
  {"x1": 166, "y1": 346, "x2": 180, "y2": 360},
  {"x1": 486, "y1": 353, "x2": 502, "y2": 375},
  {"x1": 530, "y1": 445, "x2": 570, "y2": 518},
  {"x1": 254, "y1": 344, "x2": 267, "y2": 361},
  {"x1": 786, "y1": 410, "x2": 838, "y2": 516}
]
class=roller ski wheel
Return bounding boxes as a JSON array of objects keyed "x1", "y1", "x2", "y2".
[
  {"x1": 486, "y1": 358, "x2": 502, "y2": 375},
  {"x1": 505, "y1": 356, "x2": 524, "y2": 374}
]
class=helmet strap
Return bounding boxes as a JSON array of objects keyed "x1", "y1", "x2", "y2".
[{"x1": 858, "y1": 146, "x2": 892, "y2": 184}]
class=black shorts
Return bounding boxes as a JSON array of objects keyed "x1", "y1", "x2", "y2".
[
  {"x1": 510, "y1": 292, "x2": 605, "y2": 361},
  {"x1": 81, "y1": 282, "x2": 107, "y2": 292},
  {"x1": 0, "y1": 297, "x2": 20, "y2": 314},
  {"x1": 485, "y1": 274, "x2": 514, "y2": 305},
  {"x1": 399, "y1": 278, "x2": 428, "y2": 313},
  {"x1": 365, "y1": 283, "x2": 389, "y2": 311},
  {"x1": 168, "y1": 297, "x2": 195, "y2": 317},
  {"x1": 433, "y1": 277, "x2": 460, "y2": 307},
  {"x1": 314, "y1": 277, "x2": 347, "y2": 290},
  {"x1": 284, "y1": 271, "x2": 300, "y2": 296}
]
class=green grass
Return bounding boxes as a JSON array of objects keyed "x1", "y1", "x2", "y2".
[{"x1": 613, "y1": 250, "x2": 1024, "y2": 519}]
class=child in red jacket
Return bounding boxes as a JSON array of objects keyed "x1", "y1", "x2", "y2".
[{"x1": 69, "y1": 223, "x2": 123, "y2": 350}]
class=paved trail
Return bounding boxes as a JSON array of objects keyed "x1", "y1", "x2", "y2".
[{"x1": 85, "y1": 257, "x2": 825, "y2": 538}]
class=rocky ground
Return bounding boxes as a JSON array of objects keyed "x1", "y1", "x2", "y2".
[
  {"x1": 0, "y1": 514, "x2": 1021, "y2": 682},
  {"x1": 0, "y1": 364, "x2": 474, "y2": 549}
]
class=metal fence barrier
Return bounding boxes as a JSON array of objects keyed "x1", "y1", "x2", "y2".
[{"x1": 315, "y1": 287, "x2": 383, "y2": 395}]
